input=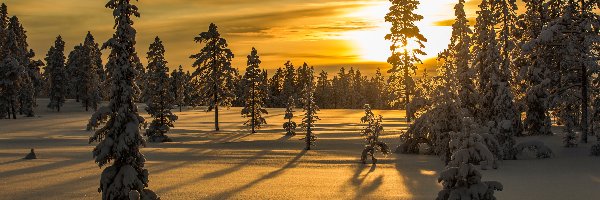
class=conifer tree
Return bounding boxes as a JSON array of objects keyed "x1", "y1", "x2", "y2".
[
  {"x1": 170, "y1": 65, "x2": 186, "y2": 112},
  {"x1": 268, "y1": 67, "x2": 284, "y2": 107},
  {"x1": 87, "y1": 0, "x2": 159, "y2": 199},
  {"x1": 283, "y1": 96, "x2": 297, "y2": 136},
  {"x1": 520, "y1": 0, "x2": 553, "y2": 136},
  {"x1": 315, "y1": 70, "x2": 331, "y2": 108},
  {"x1": 190, "y1": 23, "x2": 236, "y2": 131},
  {"x1": 360, "y1": 104, "x2": 390, "y2": 164},
  {"x1": 241, "y1": 48, "x2": 268, "y2": 133},
  {"x1": 385, "y1": 0, "x2": 427, "y2": 122},
  {"x1": 145, "y1": 37, "x2": 177, "y2": 143},
  {"x1": 76, "y1": 32, "x2": 103, "y2": 111},
  {"x1": 300, "y1": 66, "x2": 319, "y2": 150},
  {"x1": 279, "y1": 61, "x2": 296, "y2": 104},
  {"x1": 46, "y1": 36, "x2": 67, "y2": 112}
]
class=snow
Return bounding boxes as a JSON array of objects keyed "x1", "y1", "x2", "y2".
[{"x1": 0, "y1": 99, "x2": 599, "y2": 199}]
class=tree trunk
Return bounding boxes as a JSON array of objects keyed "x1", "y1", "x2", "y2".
[
  {"x1": 306, "y1": 102, "x2": 311, "y2": 150},
  {"x1": 10, "y1": 100, "x2": 16, "y2": 119},
  {"x1": 581, "y1": 62, "x2": 588, "y2": 143},
  {"x1": 251, "y1": 81, "x2": 256, "y2": 133},
  {"x1": 214, "y1": 87, "x2": 219, "y2": 131}
]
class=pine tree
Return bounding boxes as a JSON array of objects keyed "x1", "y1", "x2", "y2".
[
  {"x1": 385, "y1": 0, "x2": 427, "y2": 122},
  {"x1": 300, "y1": 66, "x2": 319, "y2": 150},
  {"x1": 170, "y1": 65, "x2": 186, "y2": 112},
  {"x1": 279, "y1": 61, "x2": 296, "y2": 104},
  {"x1": 75, "y1": 32, "x2": 103, "y2": 111},
  {"x1": 46, "y1": 36, "x2": 67, "y2": 112},
  {"x1": 66, "y1": 45, "x2": 82, "y2": 100},
  {"x1": 520, "y1": 0, "x2": 553, "y2": 136},
  {"x1": 268, "y1": 67, "x2": 284, "y2": 107},
  {"x1": 145, "y1": 37, "x2": 177, "y2": 143},
  {"x1": 315, "y1": 70, "x2": 331, "y2": 108},
  {"x1": 87, "y1": 0, "x2": 159, "y2": 199},
  {"x1": 190, "y1": 23, "x2": 236, "y2": 131},
  {"x1": 360, "y1": 104, "x2": 390, "y2": 164},
  {"x1": 283, "y1": 96, "x2": 297, "y2": 136},
  {"x1": 241, "y1": 48, "x2": 268, "y2": 133}
]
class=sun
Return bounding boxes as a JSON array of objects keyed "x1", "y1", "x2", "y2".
[
  {"x1": 339, "y1": 3, "x2": 392, "y2": 62},
  {"x1": 337, "y1": 0, "x2": 456, "y2": 63}
]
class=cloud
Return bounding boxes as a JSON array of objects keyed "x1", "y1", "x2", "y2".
[{"x1": 432, "y1": 17, "x2": 477, "y2": 26}]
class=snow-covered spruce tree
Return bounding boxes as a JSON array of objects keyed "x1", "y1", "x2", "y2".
[
  {"x1": 46, "y1": 36, "x2": 67, "y2": 112},
  {"x1": 300, "y1": 67, "x2": 319, "y2": 150},
  {"x1": 436, "y1": 162, "x2": 503, "y2": 200},
  {"x1": 360, "y1": 104, "x2": 390, "y2": 164},
  {"x1": 283, "y1": 96, "x2": 297, "y2": 136},
  {"x1": 442, "y1": 0, "x2": 477, "y2": 117},
  {"x1": 267, "y1": 67, "x2": 284, "y2": 107},
  {"x1": 473, "y1": 0, "x2": 519, "y2": 159},
  {"x1": 66, "y1": 45, "x2": 82, "y2": 100},
  {"x1": 77, "y1": 32, "x2": 103, "y2": 111},
  {"x1": 144, "y1": 37, "x2": 177, "y2": 143},
  {"x1": 385, "y1": 0, "x2": 427, "y2": 122},
  {"x1": 170, "y1": 65, "x2": 185, "y2": 112},
  {"x1": 518, "y1": 0, "x2": 553, "y2": 136},
  {"x1": 190, "y1": 23, "x2": 236, "y2": 131},
  {"x1": 525, "y1": 3, "x2": 600, "y2": 145},
  {"x1": 241, "y1": 48, "x2": 268, "y2": 133},
  {"x1": 315, "y1": 70, "x2": 331, "y2": 109},
  {"x1": 87, "y1": 0, "x2": 159, "y2": 199},
  {"x1": 396, "y1": 0, "x2": 473, "y2": 162},
  {"x1": 21, "y1": 50, "x2": 44, "y2": 117},
  {"x1": 447, "y1": 118, "x2": 500, "y2": 169},
  {"x1": 279, "y1": 61, "x2": 296, "y2": 106}
]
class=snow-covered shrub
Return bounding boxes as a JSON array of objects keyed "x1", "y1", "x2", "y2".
[
  {"x1": 514, "y1": 140, "x2": 553, "y2": 159},
  {"x1": 436, "y1": 163, "x2": 503, "y2": 200},
  {"x1": 359, "y1": 104, "x2": 390, "y2": 164},
  {"x1": 446, "y1": 118, "x2": 499, "y2": 170},
  {"x1": 396, "y1": 100, "x2": 463, "y2": 159},
  {"x1": 563, "y1": 131, "x2": 578, "y2": 148},
  {"x1": 282, "y1": 97, "x2": 297, "y2": 136}
]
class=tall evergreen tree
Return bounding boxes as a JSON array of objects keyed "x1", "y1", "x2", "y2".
[
  {"x1": 76, "y1": 32, "x2": 103, "y2": 111},
  {"x1": 190, "y1": 23, "x2": 236, "y2": 131},
  {"x1": 268, "y1": 67, "x2": 284, "y2": 107},
  {"x1": 385, "y1": 0, "x2": 427, "y2": 122},
  {"x1": 170, "y1": 65, "x2": 186, "y2": 112},
  {"x1": 520, "y1": 0, "x2": 553, "y2": 136},
  {"x1": 279, "y1": 61, "x2": 296, "y2": 104},
  {"x1": 300, "y1": 66, "x2": 319, "y2": 150},
  {"x1": 46, "y1": 36, "x2": 67, "y2": 112},
  {"x1": 87, "y1": 0, "x2": 159, "y2": 199},
  {"x1": 241, "y1": 48, "x2": 268, "y2": 133},
  {"x1": 145, "y1": 37, "x2": 177, "y2": 143},
  {"x1": 315, "y1": 70, "x2": 331, "y2": 108}
]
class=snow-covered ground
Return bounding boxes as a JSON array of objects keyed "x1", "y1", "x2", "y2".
[{"x1": 0, "y1": 99, "x2": 598, "y2": 199}]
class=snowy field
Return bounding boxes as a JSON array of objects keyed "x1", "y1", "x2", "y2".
[{"x1": 0, "y1": 99, "x2": 599, "y2": 200}]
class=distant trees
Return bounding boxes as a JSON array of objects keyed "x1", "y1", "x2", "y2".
[
  {"x1": 385, "y1": 0, "x2": 427, "y2": 122},
  {"x1": 69, "y1": 32, "x2": 103, "y2": 111},
  {"x1": 190, "y1": 23, "x2": 236, "y2": 131},
  {"x1": 87, "y1": 0, "x2": 159, "y2": 199},
  {"x1": 241, "y1": 48, "x2": 268, "y2": 133},
  {"x1": 300, "y1": 66, "x2": 319, "y2": 150},
  {"x1": 0, "y1": 10, "x2": 41, "y2": 119},
  {"x1": 359, "y1": 104, "x2": 390, "y2": 164},
  {"x1": 144, "y1": 37, "x2": 177, "y2": 143},
  {"x1": 46, "y1": 36, "x2": 67, "y2": 112}
]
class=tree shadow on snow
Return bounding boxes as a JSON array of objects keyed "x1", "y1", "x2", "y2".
[{"x1": 211, "y1": 150, "x2": 307, "y2": 199}]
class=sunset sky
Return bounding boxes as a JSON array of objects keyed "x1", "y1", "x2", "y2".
[{"x1": 7, "y1": 0, "x2": 499, "y2": 75}]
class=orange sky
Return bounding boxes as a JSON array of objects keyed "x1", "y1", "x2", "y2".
[{"x1": 6, "y1": 0, "x2": 498, "y2": 75}]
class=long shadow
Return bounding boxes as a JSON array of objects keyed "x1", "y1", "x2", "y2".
[
  {"x1": 346, "y1": 164, "x2": 384, "y2": 199},
  {"x1": 211, "y1": 150, "x2": 307, "y2": 199},
  {"x1": 0, "y1": 159, "x2": 25, "y2": 166},
  {"x1": 0, "y1": 158, "x2": 89, "y2": 179},
  {"x1": 200, "y1": 150, "x2": 271, "y2": 179},
  {"x1": 394, "y1": 154, "x2": 443, "y2": 199}
]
